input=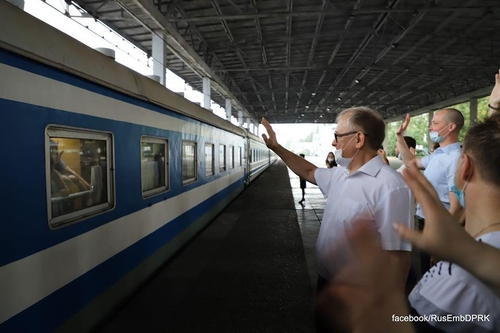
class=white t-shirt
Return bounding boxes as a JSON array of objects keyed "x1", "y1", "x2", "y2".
[
  {"x1": 409, "y1": 231, "x2": 500, "y2": 332},
  {"x1": 314, "y1": 155, "x2": 413, "y2": 280}
]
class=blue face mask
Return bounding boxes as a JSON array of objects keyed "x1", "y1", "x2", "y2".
[
  {"x1": 450, "y1": 184, "x2": 466, "y2": 209},
  {"x1": 429, "y1": 124, "x2": 452, "y2": 143},
  {"x1": 451, "y1": 159, "x2": 472, "y2": 209}
]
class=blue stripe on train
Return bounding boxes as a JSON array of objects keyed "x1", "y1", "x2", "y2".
[
  {"x1": 0, "y1": 179, "x2": 243, "y2": 333},
  {"x1": 0, "y1": 97, "x2": 243, "y2": 266}
]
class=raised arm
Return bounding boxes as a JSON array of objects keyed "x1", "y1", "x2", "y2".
[
  {"x1": 488, "y1": 69, "x2": 500, "y2": 116},
  {"x1": 394, "y1": 161, "x2": 500, "y2": 297},
  {"x1": 396, "y1": 114, "x2": 424, "y2": 170},
  {"x1": 261, "y1": 117, "x2": 317, "y2": 185}
]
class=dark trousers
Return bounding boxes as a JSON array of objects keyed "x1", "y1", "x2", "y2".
[
  {"x1": 316, "y1": 275, "x2": 329, "y2": 295},
  {"x1": 315, "y1": 276, "x2": 330, "y2": 333},
  {"x1": 417, "y1": 217, "x2": 431, "y2": 275}
]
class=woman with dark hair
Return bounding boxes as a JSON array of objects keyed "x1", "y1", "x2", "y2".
[{"x1": 325, "y1": 152, "x2": 337, "y2": 168}]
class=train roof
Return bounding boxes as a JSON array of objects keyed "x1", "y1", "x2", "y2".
[{"x1": 0, "y1": 1, "x2": 248, "y2": 138}]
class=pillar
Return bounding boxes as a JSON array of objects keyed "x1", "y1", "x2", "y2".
[
  {"x1": 225, "y1": 99, "x2": 232, "y2": 121},
  {"x1": 202, "y1": 77, "x2": 211, "y2": 110},
  {"x1": 152, "y1": 31, "x2": 167, "y2": 85},
  {"x1": 238, "y1": 110, "x2": 243, "y2": 126}
]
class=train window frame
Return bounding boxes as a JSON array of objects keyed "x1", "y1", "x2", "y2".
[
  {"x1": 229, "y1": 145, "x2": 235, "y2": 169},
  {"x1": 141, "y1": 136, "x2": 169, "y2": 198},
  {"x1": 205, "y1": 143, "x2": 215, "y2": 177},
  {"x1": 238, "y1": 146, "x2": 242, "y2": 167},
  {"x1": 46, "y1": 126, "x2": 115, "y2": 229},
  {"x1": 182, "y1": 140, "x2": 197, "y2": 184},
  {"x1": 219, "y1": 144, "x2": 226, "y2": 172}
]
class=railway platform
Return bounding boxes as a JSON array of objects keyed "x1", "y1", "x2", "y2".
[{"x1": 98, "y1": 159, "x2": 325, "y2": 332}]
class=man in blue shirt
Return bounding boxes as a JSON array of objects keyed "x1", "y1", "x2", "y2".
[{"x1": 396, "y1": 108, "x2": 464, "y2": 275}]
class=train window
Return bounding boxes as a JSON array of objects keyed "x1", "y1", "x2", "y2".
[
  {"x1": 182, "y1": 141, "x2": 197, "y2": 184},
  {"x1": 219, "y1": 144, "x2": 226, "y2": 172},
  {"x1": 46, "y1": 127, "x2": 114, "y2": 228},
  {"x1": 238, "y1": 147, "x2": 242, "y2": 166},
  {"x1": 229, "y1": 146, "x2": 235, "y2": 169},
  {"x1": 141, "y1": 136, "x2": 168, "y2": 197},
  {"x1": 205, "y1": 143, "x2": 214, "y2": 177}
]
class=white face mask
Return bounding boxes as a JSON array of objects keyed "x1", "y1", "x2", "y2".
[
  {"x1": 327, "y1": 158, "x2": 333, "y2": 162},
  {"x1": 334, "y1": 134, "x2": 359, "y2": 168}
]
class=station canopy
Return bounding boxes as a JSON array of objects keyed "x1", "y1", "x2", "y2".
[{"x1": 71, "y1": 0, "x2": 500, "y2": 123}]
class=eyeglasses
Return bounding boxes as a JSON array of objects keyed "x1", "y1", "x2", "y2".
[
  {"x1": 334, "y1": 131, "x2": 369, "y2": 142},
  {"x1": 334, "y1": 131, "x2": 358, "y2": 142}
]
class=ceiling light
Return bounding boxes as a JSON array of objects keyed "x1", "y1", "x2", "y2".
[
  {"x1": 312, "y1": 92, "x2": 316, "y2": 96},
  {"x1": 355, "y1": 79, "x2": 360, "y2": 84}
]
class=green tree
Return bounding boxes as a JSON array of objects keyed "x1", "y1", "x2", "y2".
[
  {"x1": 386, "y1": 121, "x2": 402, "y2": 157},
  {"x1": 478, "y1": 96, "x2": 490, "y2": 122},
  {"x1": 405, "y1": 113, "x2": 430, "y2": 156}
]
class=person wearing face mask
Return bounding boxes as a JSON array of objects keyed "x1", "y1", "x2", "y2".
[
  {"x1": 401, "y1": 113, "x2": 500, "y2": 332},
  {"x1": 315, "y1": 71, "x2": 500, "y2": 333},
  {"x1": 396, "y1": 109, "x2": 464, "y2": 277},
  {"x1": 316, "y1": 114, "x2": 500, "y2": 333},
  {"x1": 325, "y1": 152, "x2": 337, "y2": 168},
  {"x1": 261, "y1": 107, "x2": 413, "y2": 330}
]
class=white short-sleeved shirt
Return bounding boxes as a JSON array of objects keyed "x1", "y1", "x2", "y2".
[
  {"x1": 417, "y1": 142, "x2": 461, "y2": 218},
  {"x1": 409, "y1": 231, "x2": 500, "y2": 332},
  {"x1": 314, "y1": 155, "x2": 413, "y2": 280}
]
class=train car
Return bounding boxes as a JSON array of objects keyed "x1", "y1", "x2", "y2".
[
  {"x1": 0, "y1": 2, "x2": 275, "y2": 332},
  {"x1": 247, "y1": 132, "x2": 278, "y2": 184}
]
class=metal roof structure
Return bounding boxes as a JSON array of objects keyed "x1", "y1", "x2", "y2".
[{"x1": 72, "y1": 0, "x2": 500, "y2": 123}]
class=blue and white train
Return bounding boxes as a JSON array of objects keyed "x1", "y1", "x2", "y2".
[{"x1": 0, "y1": 2, "x2": 276, "y2": 332}]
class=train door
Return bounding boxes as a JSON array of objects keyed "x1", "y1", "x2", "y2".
[{"x1": 244, "y1": 136, "x2": 250, "y2": 186}]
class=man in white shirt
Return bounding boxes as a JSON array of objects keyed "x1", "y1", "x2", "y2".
[{"x1": 261, "y1": 107, "x2": 413, "y2": 292}]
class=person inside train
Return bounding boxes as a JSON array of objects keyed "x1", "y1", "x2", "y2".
[
  {"x1": 396, "y1": 108, "x2": 464, "y2": 276},
  {"x1": 316, "y1": 74, "x2": 500, "y2": 332},
  {"x1": 50, "y1": 140, "x2": 91, "y2": 192},
  {"x1": 261, "y1": 106, "x2": 413, "y2": 331},
  {"x1": 325, "y1": 152, "x2": 337, "y2": 168},
  {"x1": 50, "y1": 153, "x2": 72, "y2": 197}
]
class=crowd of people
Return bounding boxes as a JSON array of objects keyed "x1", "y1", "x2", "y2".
[{"x1": 261, "y1": 70, "x2": 500, "y2": 332}]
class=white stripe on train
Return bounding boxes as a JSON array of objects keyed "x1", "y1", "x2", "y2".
[{"x1": 0, "y1": 159, "x2": 243, "y2": 323}]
